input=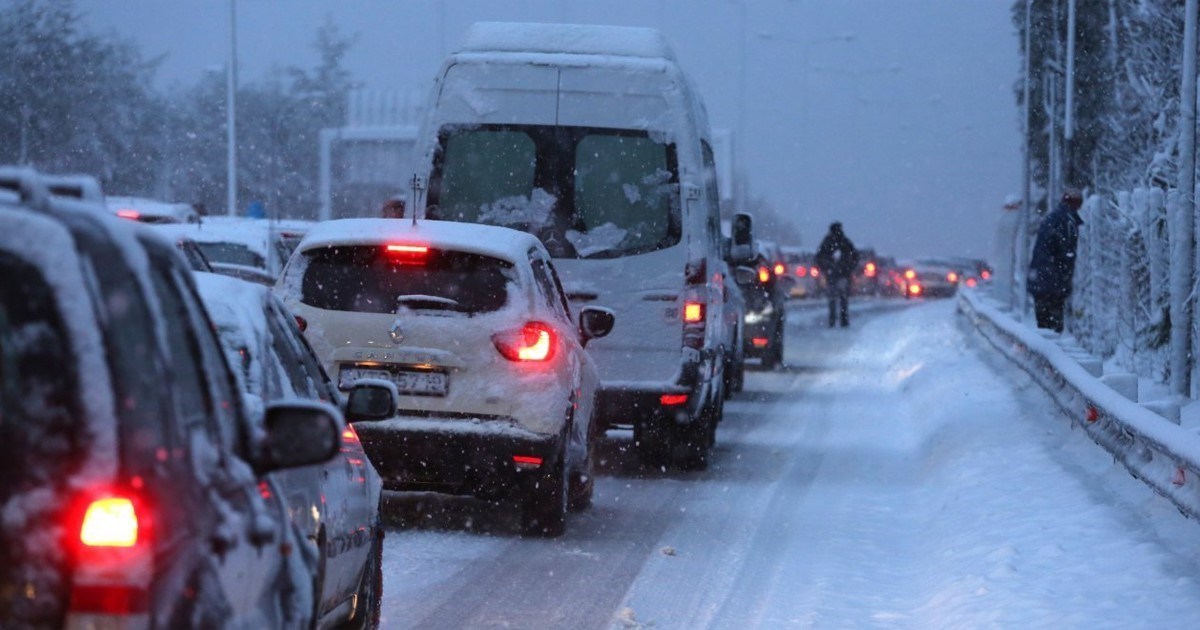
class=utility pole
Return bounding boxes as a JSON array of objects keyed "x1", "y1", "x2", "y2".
[
  {"x1": 1064, "y1": 0, "x2": 1076, "y2": 186},
  {"x1": 1016, "y1": 0, "x2": 1033, "y2": 316},
  {"x1": 226, "y1": 0, "x2": 238, "y2": 217},
  {"x1": 1175, "y1": 0, "x2": 1198, "y2": 396}
]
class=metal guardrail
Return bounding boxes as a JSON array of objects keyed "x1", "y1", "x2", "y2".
[{"x1": 959, "y1": 290, "x2": 1200, "y2": 520}]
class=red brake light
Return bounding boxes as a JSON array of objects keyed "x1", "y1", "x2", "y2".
[
  {"x1": 752, "y1": 337, "x2": 769, "y2": 348},
  {"x1": 909, "y1": 284, "x2": 922, "y2": 295},
  {"x1": 773, "y1": 263, "x2": 785, "y2": 276},
  {"x1": 966, "y1": 278, "x2": 978, "y2": 288},
  {"x1": 385, "y1": 244, "x2": 429, "y2": 264},
  {"x1": 80, "y1": 497, "x2": 138, "y2": 548},
  {"x1": 981, "y1": 270, "x2": 991, "y2": 280},
  {"x1": 493, "y1": 322, "x2": 556, "y2": 362},
  {"x1": 904, "y1": 269, "x2": 916, "y2": 280},
  {"x1": 947, "y1": 272, "x2": 959, "y2": 283},
  {"x1": 758, "y1": 266, "x2": 770, "y2": 283},
  {"x1": 115, "y1": 209, "x2": 141, "y2": 221},
  {"x1": 865, "y1": 262, "x2": 877, "y2": 277},
  {"x1": 810, "y1": 268, "x2": 820, "y2": 277},
  {"x1": 683, "y1": 301, "x2": 704, "y2": 323},
  {"x1": 513, "y1": 455, "x2": 543, "y2": 466},
  {"x1": 660, "y1": 394, "x2": 688, "y2": 406},
  {"x1": 795, "y1": 265, "x2": 807, "y2": 277}
]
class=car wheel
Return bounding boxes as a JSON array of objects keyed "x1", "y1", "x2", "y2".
[
  {"x1": 568, "y1": 429, "x2": 595, "y2": 512},
  {"x1": 521, "y1": 446, "x2": 568, "y2": 537},
  {"x1": 672, "y1": 409, "x2": 712, "y2": 472},
  {"x1": 344, "y1": 526, "x2": 384, "y2": 630}
]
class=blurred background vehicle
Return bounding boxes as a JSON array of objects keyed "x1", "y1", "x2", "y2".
[
  {"x1": 106, "y1": 195, "x2": 200, "y2": 224},
  {"x1": 196, "y1": 273, "x2": 388, "y2": 629}
]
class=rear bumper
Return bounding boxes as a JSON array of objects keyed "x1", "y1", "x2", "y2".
[
  {"x1": 351, "y1": 413, "x2": 561, "y2": 500},
  {"x1": 594, "y1": 347, "x2": 714, "y2": 431}
]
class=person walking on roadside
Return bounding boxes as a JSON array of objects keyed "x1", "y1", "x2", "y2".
[
  {"x1": 1027, "y1": 188, "x2": 1084, "y2": 333},
  {"x1": 815, "y1": 221, "x2": 859, "y2": 328}
]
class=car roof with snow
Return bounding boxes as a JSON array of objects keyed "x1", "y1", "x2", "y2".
[
  {"x1": 461, "y1": 22, "x2": 676, "y2": 60},
  {"x1": 296, "y1": 218, "x2": 548, "y2": 265}
]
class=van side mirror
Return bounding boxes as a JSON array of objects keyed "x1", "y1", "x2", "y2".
[
  {"x1": 730, "y1": 213, "x2": 755, "y2": 264},
  {"x1": 345, "y1": 379, "x2": 399, "y2": 422},
  {"x1": 579, "y1": 306, "x2": 616, "y2": 347},
  {"x1": 257, "y1": 401, "x2": 342, "y2": 473}
]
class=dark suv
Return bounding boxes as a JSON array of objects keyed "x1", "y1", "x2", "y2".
[{"x1": 0, "y1": 169, "x2": 341, "y2": 628}]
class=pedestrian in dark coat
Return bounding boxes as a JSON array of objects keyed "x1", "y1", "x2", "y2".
[
  {"x1": 815, "y1": 222, "x2": 859, "y2": 327},
  {"x1": 1027, "y1": 188, "x2": 1084, "y2": 333}
]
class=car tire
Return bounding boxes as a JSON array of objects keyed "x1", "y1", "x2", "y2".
[
  {"x1": 672, "y1": 409, "x2": 712, "y2": 472},
  {"x1": 344, "y1": 526, "x2": 384, "y2": 630},
  {"x1": 568, "y1": 430, "x2": 595, "y2": 512},
  {"x1": 521, "y1": 446, "x2": 568, "y2": 537}
]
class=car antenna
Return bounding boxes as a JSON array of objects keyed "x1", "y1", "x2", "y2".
[{"x1": 409, "y1": 174, "x2": 426, "y2": 227}]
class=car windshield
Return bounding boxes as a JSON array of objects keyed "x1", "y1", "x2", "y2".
[
  {"x1": 428, "y1": 124, "x2": 681, "y2": 259},
  {"x1": 299, "y1": 245, "x2": 514, "y2": 315}
]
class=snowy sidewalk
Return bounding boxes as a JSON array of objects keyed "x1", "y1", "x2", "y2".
[{"x1": 959, "y1": 289, "x2": 1200, "y2": 521}]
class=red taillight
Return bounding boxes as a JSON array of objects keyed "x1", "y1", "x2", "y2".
[
  {"x1": 904, "y1": 269, "x2": 916, "y2": 280},
  {"x1": 660, "y1": 394, "x2": 688, "y2": 406},
  {"x1": 68, "y1": 491, "x2": 152, "y2": 620},
  {"x1": 80, "y1": 497, "x2": 139, "y2": 548},
  {"x1": 966, "y1": 278, "x2": 978, "y2": 288},
  {"x1": 774, "y1": 263, "x2": 785, "y2": 276},
  {"x1": 115, "y1": 209, "x2": 141, "y2": 221},
  {"x1": 795, "y1": 265, "x2": 807, "y2": 277},
  {"x1": 341, "y1": 424, "x2": 363, "y2": 453},
  {"x1": 683, "y1": 301, "x2": 704, "y2": 323},
  {"x1": 947, "y1": 272, "x2": 959, "y2": 283},
  {"x1": 909, "y1": 284, "x2": 922, "y2": 295},
  {"x1": 294, "y1": 315, "x2": 308, "y2": 332},
  {"x1": 493, "y1": 322, "x2": 556, "y2": 362},
  {"x1": 513, "y1": 455, "x2": 543, "y2": 466},
  {"x1": 752, "y1": 337, "x2": 769, "y2": 348},
  {"x1": 981, "y1": 270, "x2": 991, "y2": 280},
  {"x1": 810, "y1": 268, "x2": 820, "y2": 277},
  {"x1": 758, "y1": 266, "x2": 770, "y2": 283},
  {"x1": 864, "y1": 262, "x2": 877, "y2": 277}
]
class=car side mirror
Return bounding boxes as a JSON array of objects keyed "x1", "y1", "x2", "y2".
[
  {"x1": 345, "y1": 379, "x2": 398, "y2": 422},
  {"x1": 734, "y1": 266, "x2": 757, "y2": 285},
  {"x1": 257, "y1": 401, "x2": 342, "y2": 474},
  {"x1": 579, "y1": 306, "x2": 616, "y2": 347}
]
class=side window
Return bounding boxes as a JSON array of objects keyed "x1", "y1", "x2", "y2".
[
  {"x1": 0, "y1": 254, "x2": 82, "y2": 504},
  {"x1": 148, "y1": 266, "x2": 213, "y2": 431},
  {"x1": 166, "y1": 267, "x2": 249, "y2": 456},
  {"x1": 530, "y1": 258, "x2": 570, "y2": 323},
  {"x1": 271, "y1": 302, "x2": 340, "y2": 404},
  {"x1": 264, "y1": 303, "x2": 322, "y2": 400}
]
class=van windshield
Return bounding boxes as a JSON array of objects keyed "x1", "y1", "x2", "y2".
[{"x1": 428, "y1": 124, "x2": 681, "y2": 259}]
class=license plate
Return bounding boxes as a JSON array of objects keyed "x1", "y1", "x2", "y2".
[{"x1": 339, "y1": 367, "x2": 448, "y2": 396}]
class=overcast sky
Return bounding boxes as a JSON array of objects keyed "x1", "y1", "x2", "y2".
[{"x1": 78, "y1": 0, "x2": 1021, "y2": 260}]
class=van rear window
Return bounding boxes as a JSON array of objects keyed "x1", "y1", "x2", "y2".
[
  {"x1": 429, "y1": 124, "x2": 680, "y2": 259},
  {"x1": 300, "y1": 246, "x2": 513, "y2": 315}
]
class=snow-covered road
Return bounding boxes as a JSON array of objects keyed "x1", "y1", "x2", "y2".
[{"x1": 378, "y1": 298, "x2": 1200, "y2": 628}]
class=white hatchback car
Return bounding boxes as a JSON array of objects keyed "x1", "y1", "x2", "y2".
[{"x1": 277, "y1": 219, "x2": 614, "y2": 536}]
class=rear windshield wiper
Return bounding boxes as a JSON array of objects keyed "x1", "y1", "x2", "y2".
[{"x1": 395, "y1": 294, "x2": 465, "y2": 312}]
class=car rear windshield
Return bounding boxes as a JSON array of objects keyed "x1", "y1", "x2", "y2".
[
  {"x1": 196, "y1": 241, "x2": 265, "y2": 268},
  {"x1": 300, "y1": 245, "x2": 514, "y2": 315},
  {"x1": 428, "y1": 124, "x2": 681, "y2": 259}
]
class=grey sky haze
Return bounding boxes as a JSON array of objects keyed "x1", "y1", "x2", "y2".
[{"x1": 78, "y1": 0, "x2": 1021, "y2": 260}]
